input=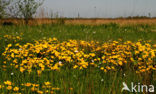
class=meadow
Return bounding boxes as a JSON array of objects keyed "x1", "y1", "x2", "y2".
[{"x1": 0, "y1": 23, "x2": 156, "y2": 94}]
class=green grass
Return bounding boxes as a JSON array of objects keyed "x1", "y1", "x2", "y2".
[
  {"x1": 0, "y1": 23, "x2": 156, "y2": 43},
  {"x1": 0, "y1": 65, "x2": 146, "y2": 94},
  {"x1": 0, "y1": 23, "x2": 156, "y2": 94}
]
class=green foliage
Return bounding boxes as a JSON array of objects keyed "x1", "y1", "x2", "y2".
[
  {"x1": 0, "y1": 0, "x2": 10, "y2": 18},
  {"x1": 16, "y1": 0, "x2": 44, "y2": 24}
]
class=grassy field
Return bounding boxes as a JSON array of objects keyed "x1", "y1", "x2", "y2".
[{"x1": 0, "y1": 23, "x2": 156, "y2": 94}]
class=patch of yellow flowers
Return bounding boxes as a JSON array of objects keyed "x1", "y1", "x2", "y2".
[
  {"x1": 2, "y1": 38, "x2": 156, "y2": 74},
  {"x1": 3, "y1": 35, "x2": 22, "y2": 42},
  {"x1": 0, "y1": 80, "x2": 61, "y2": 94}
]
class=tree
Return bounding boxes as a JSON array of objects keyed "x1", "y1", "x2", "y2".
[
  {"x1": 15, "y1": 0, "x2": 44, "y2": 24},
  {"x1": 0, "y1": 0, "x2": 10, "y2": 18}
]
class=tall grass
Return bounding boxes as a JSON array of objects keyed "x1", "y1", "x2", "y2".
[{"x1": 0, "y1": 23, "x2": 156, "y2": 43}]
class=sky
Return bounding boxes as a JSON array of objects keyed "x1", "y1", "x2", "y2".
[{"x1": 41, "y1": 0, "x2": 156, "y2": 18}]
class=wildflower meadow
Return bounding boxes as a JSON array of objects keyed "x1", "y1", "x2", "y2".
[{"x1": 0, "y1": 23, "x2": 156, "y2": 94}]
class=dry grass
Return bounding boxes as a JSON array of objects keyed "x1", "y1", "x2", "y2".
[
  {"x1": 65, "y1": 18, "x2": 156, "y2": 25},
  {"x1": 1, "y1": 18, "x2": 156, "y2": 25}
]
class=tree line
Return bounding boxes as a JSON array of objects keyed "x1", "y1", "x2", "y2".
[{"x1": 0, "y1": 0, "x2": 44, "y2": 24}]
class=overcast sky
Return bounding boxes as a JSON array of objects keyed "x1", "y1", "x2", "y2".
[{"x1": 41, "y1": 0, "x2": 156, "y2": 18}]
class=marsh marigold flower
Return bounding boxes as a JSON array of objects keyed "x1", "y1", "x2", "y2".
[
  {"x1": 13, "y1": 87, "x2": 19, "y2": 91},
  {"x1": 4, "y1": 80, "x2": 12, "y2": 85},
  {"x1": 7, "y1": 86, "x2": 12, "y2": 90}
]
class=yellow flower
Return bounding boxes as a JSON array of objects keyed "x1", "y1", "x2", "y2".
[
  {"x1": 69, "y1": 88, "x2": 73, "y2": 90},
  {"x1": 31, "y1": 87, "x2": 37, "y2": 91},
  {"x1": 11, "y1": 53, "x2": 14, "y2": 58},
  {"x1": 13, "y1": 87, "x2": 19, "y2": 91},
  {"x1": 106, "y1": 66, "x2": 111, "y2": 70},
  {"x1": 45, "y1": 90, "x2": 49, "y2": 93},
  {"x1": 32, "y1": 84, "x2": 39, "y2": 87},
  {"x1": 20, "y1": 67, "x2": 25, "y2": 72},
  {"x1": 7, "y1": 44, "x2": 12, "y2": 47},
  {"x1": 89, "y1": 53, "x2": 95, "y2": 57},
  {"x1": 73, "y1": 65, "x2": 78, "y2": 69},
  {"x1": 111, "y1": 66, "x2": 115, "y2": 70},
  {"x1": 37, "y1": 90, "x2": 43, "y2": 94},
  {"x1": 135, "y1": 51, "x2": 139, "y2": 54},
  {"x1": 37, "y1": 70, "x2": 42, "y2": 75},
  {"x1": 151, "y1": 51, "x2": 155, "y2": 57},
  {"x1": 7, "y1": 86, "x2": 12, "y2": 90},
  {"x1": 3, "y1": 61, "x2": 6, "y2": 64},
  {"x1": 25, "y1": 83, "x2": 32, "y2": 87},
  {"x1": 118, "y1": 61, "x2": 123, "y2": 66},
  {"x1": 140, "y1": 69, "x2": 146, "y2": 72},
  {"x1": 104, "y1": 69, "x2": 107, "y2": 72},
  {"x1": 52, "y1": 87, "x2": 60, "y2": 90},
  {"x1": 4, "y1": 80, "x2": 12, "y2": 85},
  {"x1": 44, "y1": 82, "x2": 51, "y2": 86},
  {"x1": 130, "y1": 58, "x2": 134, "y2": 62},
  {"x1": 100, "y1": 67, "x2": 104, "y2": 70}
]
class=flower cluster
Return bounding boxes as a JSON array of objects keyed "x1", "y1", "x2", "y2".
[
  {"x1": 3, "y1": 35, "x2": 22, "y2": 42},
  {"x1": 2, "y1": 38, "x2": 156, "y2": 74},
  {"x1": 0, "y1": 80, "x2": 61, "y2": 94}
]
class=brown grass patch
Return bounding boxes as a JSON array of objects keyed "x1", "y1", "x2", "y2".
[{"x1": 1, "y1": 18, "x2": 156, "y2": 26}]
